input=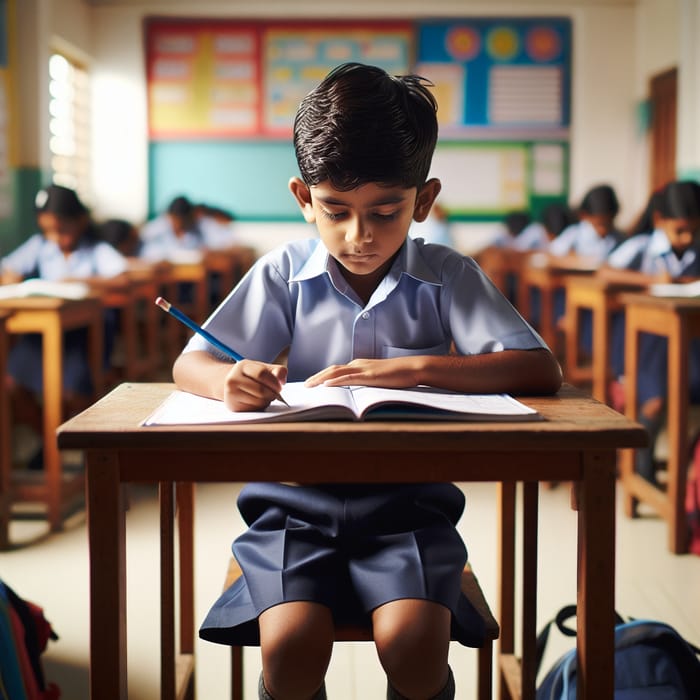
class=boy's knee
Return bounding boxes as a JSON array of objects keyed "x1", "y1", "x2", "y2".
[{"x1": 259, "y1": 602, "x2": 333, "y2": 699}]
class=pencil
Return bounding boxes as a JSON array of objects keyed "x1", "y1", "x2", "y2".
[{"x1": 155, "y1": 296, "x2": 290, "y2": 406}]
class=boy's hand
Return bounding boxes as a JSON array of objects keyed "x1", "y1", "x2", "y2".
[
  {"x1": 223, "y1": 359, "x2": 288, "y2": 411},
  {"x1": 305, "y1": 357, "x2": 420, "y2": 388}
]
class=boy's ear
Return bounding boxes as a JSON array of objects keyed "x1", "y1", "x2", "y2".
[
  {"x1": 288, "y1": 177, "x2": 316, "y2": 223},
  {"x1": 413, "y1": 178, "x2": 442, "y2": 222}
]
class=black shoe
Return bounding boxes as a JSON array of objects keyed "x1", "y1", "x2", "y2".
[{"x1": 27, "y1": 446, "x2": 44, "y2": 471}]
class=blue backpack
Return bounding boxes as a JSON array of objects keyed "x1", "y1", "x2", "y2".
[{"x1": 536, "y1": 605, "x2": 700, "y2": 699}]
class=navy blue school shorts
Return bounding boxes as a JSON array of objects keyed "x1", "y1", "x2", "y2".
[{"x1": 199, "y1": 482, "x2": 486, "y2": 648}]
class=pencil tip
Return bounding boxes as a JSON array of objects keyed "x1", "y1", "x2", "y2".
[{"x1": 155, "y1": 296, "x2": 170, "y2": 311}]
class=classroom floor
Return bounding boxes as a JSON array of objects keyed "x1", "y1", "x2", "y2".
[{"x1": 1, "y1": 477, "x2": 699, "y2": 700}]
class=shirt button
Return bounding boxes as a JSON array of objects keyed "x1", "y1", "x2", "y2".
[{"x1": 361, "y1": 312, "x2": 370, "y2": 319}]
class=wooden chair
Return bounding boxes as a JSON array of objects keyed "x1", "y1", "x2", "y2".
[{"x1": 222, "y1": 557, "x2": 500, "y2": 700}]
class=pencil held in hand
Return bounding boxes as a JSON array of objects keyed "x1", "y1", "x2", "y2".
[{"x1": 155, "y1": 296, "x2": 289, "y2": 406}]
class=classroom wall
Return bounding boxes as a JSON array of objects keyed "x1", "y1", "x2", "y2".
[{"x1": 6, "y1": 0, "x2": 696, "y2": 255}]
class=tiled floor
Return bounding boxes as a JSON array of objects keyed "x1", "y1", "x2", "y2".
[{"x1": 1, "y1": 478, "x2": 699, "y2": 699}]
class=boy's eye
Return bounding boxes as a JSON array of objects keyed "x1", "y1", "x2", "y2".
[
  {"x1": 321, "y1": 208, "x2": 346, "y2": 221},
  {"x1": 372, "y1": 211, "x2": 399, "y2": 221}
]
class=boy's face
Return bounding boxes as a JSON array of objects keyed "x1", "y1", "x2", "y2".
[
  {"x1": 661, "y1": 216, "x2": 700, "y2": 254},
  {"x1": 289, "y1": 178, "x2": 440, "y2": 283}
]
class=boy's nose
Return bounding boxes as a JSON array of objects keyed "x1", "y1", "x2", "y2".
[{"x1": 345, "y1": 218, "x2": 372, "y2": 244}]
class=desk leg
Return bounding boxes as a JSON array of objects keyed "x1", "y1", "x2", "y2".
[
  {"x1": 43, "y1": 317, "x2": 63, "y2": 531},
  {"x1": 87, "y1": 450, "x2": 127, "y2": 700},
  {"x1": 575, "y1": 450, "x2": 616, "y2": 699},
  {"x1": 497, "y1": 482, "x2": 516, "y2": 700},
  {"x1": 666, "y1": 317, "x2": 689, "y2": 553},
  {"x1": 520, "y1": 483, "x2": 538, "y2": 700}
]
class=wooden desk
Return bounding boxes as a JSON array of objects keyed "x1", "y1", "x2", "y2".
[
  {"x1": 0, "y1": 296, "x2": 104, "y2": 530},
  {"x1": 473, "y1": 247, "x2": 530, "y2": 306},
  {"x1": 619, "y1": 293, "x2": 700, "y2": 553},
  {"x1": 204, "y1": 246, "x2": 257, "y2": 308},
  {"x1": 159, "y1": 260, "x2": 209, "y2": 364},
  {"x1": 101, "y1": 271, "x2": 160, "y2": 383},
  {"x1": 518, "y1": 255, "x2": 595, "y2": 354},
  {"x1": 0, "y1": 310, "x2": 10, "y2": 548},
  {"x1": 562, "y1": 276, "x2": 646, "y2": 402},
  {"x1": 57, "y1": 382, "x2": 645, "y2": 700}
]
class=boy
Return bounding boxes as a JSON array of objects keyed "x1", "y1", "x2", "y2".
[{"x1": 174, "y1": 63, "x2": 561, "y2": 700}]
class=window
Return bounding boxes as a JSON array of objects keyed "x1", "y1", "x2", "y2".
[{"x1": 48, "y1": 52, "x2": 91, "y2": 201}]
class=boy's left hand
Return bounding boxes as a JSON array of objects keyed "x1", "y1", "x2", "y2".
[{"x1": 305, "y1": 357, "x2": 420, "y2": 388}]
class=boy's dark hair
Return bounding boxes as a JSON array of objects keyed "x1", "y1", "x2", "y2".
[
  {"x1": 579, "y1": 184, "x2": 619, "y2": 217},
  {"x1": 167, "y1": 195, "x2": 194, "y2": 217},
  {"x1": 658, "y1": 180, "x2": 700, "y2": 219},
  {"x1": 541, "y1": 202, "x2": 575, "y2": 237},
  {"x1": 293, "y1": 62, "x2": 438, "y2": 191},
  {"x1": 503, "y1": 211, "x2": 531, "y2": 237}
]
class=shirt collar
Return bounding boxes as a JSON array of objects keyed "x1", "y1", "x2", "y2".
[
  {"x1": 289, "y1": 237, "x2": 443, "y2": 287},
  {"x1": 648, "y1": 228, "x2": 672, "y2": 256}
]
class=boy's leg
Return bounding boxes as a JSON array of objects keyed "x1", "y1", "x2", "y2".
[
  {"x1": 636, "y1": 396, "x2": 665, "y2": 484},
  {"x1": 373, "y1": 599, "x2": 453, "y2": 700},
  {"x1": 387, "y1": 667, "x2": 455, "y2": 700},
  {"x1": 258, "y1": 601, "x2": 333, "y2": 700},
  {"x1": 258, "y1": 672, "x2": 327, "y2": 700}
]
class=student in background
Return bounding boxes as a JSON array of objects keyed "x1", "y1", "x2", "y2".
[
  {"x1": 513, "y1": 202, "x2": 576, "y2": 251},
  {"x1": 139, "y1": 195, "x2": 235, "y2": 261},
  {"x1": 173, "y1": 63, "x2": 561, "y2": 700},
  {"x1": 601, "y1": 180, "x2": 700, "y2": 483},
  {"x1": 492, "y1": 210, "x2": 531, "y2": 248},
  {"x1": 98, "y1": 217, "x2": 143, "y2": 257},
  {"x1": 625, "y1": 188, "x2": 664, "y2": 239},
  {"x1": 548, "y1": 184, "x2": 625, "y2": 262},
  {"x1": 408, "y1": 200, "x2": 453, "y2": 247},
  {"x1": 0, "y1": 184, "x2": 128, "y2": 467}
]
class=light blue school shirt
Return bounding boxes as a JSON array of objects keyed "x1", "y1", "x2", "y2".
[
  {"x1": 183, "y1": 237, "x2": 547, "y2": 382},
  {"x1": 606, "y1": 228, "x2": 700, "y2": 277},
  {"x1": 1, "y1": 232, "x2": 127, "y2": 280},
  {"x1": 139, "y1": 214, "x2": 236, "y2": 261},
  {"x1": 510, "y1": 222, "x2": 549, "y2": 251},
  {"x1": 548, "y1": 220, "x2": 623, "y2": 261}
]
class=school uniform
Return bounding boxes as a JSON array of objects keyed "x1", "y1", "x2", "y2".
[
  {"x1": 189, "y1": 236, "x2": 548, "y2": 648},
  {"x1": 608, "y1": 230, "x2": 700, "y2": 403},
  {"x1": 545, "y1": 220, "x2": 625, "y2": 345},
  {"x1": 1, "y1": 230, "x2": 127, "y2": 395},
  {"x1": 548, "y1": 219, "x2": 624, "y2": 261},
  {"x1": 510, "y1": 221, "x2": 550, "y2": 251},
  {"x1": 139, "y1": 214, "x2": 234, "y2": 261}
]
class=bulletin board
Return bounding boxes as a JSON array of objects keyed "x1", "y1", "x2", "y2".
[
  {"x1": 145, "y1": 19, "x2": 412, "y2": 139},
  {"x1": 145, "y1": 16, "x2": 572, "y2": 221}
]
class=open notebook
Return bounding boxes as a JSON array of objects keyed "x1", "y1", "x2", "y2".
[
  {"x1": 649, "y1": 280, "x2": 700, "y2": 298},
  {"x1": 143, "y1": 382, "x2": 540, "y2": 425},
  {"x1": 0, "y1": 279, "x2": 90, "y2": 300}
]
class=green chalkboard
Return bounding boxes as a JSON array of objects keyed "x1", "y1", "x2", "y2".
[{"x1": 148, "y1": 140, "x2": 303, "y2": 221}]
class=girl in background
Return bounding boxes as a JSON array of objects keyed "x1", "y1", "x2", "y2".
[
  {"x1": 1, "y1": 184, "x2": 128, "y2": 468},
  {"x1": 602, "y1": 180, "x2": 700, "y2": 483}
]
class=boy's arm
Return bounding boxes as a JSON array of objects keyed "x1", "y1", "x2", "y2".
[
  {"x1": 305, "y1": 347, "x2": 562, "y2": 396},
  {"x1": 173, "y1": 350, "x2": 287, "y2": 411}
]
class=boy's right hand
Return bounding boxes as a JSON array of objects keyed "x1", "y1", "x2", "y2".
[{"x1": 223, "y1": 359, "x2": 288, "y2": 412}]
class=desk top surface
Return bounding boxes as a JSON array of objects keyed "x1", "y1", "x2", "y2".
[{"x1": 57, "y1": 382, "x2": 646, "y2": 454}]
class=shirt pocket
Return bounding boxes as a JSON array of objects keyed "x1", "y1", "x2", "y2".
[{"x1": 382, "y1": 341, "x2": 451, "y2": 359}]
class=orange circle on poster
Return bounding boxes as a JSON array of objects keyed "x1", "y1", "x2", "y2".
[
  {"x1": 486, "y1": 27, "x2": 519, "y2": 61},
  {"x1": 526, "y1": 26, "x2": 561, "y2": 62},
  {"x1": 445, "y1": 26, "x2": 481, "y2": 62}
]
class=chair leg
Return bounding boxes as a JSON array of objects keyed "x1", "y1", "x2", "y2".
[
  {"x1": 231, "y1": 646, "x2": 244, "y2": 700},
  {"x1": 477, "y1": 640, "x2": 493, "y2": 700}
]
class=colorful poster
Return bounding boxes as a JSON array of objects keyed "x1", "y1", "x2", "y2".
[
  {"x1": 416, "y1": 18, "x2": 571, "y2": 133},
  {"x1": 263, "y1": 24, "x2": 411, "y2": 133},
  {"x1": 146, "y1": 20, "x2": 261, "y2": 138}
]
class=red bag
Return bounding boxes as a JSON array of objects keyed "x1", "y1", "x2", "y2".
[{"x1": 687, "y1": 438, "x2": 700, "y2": 556}]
